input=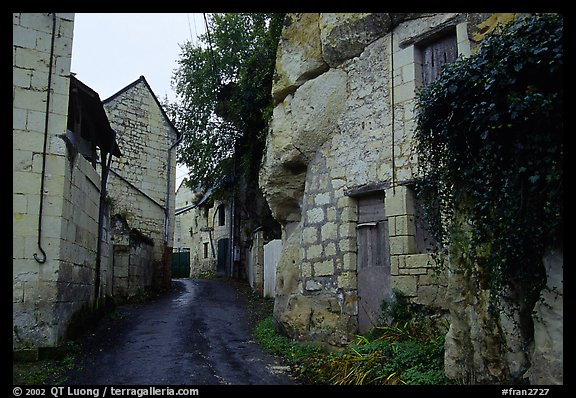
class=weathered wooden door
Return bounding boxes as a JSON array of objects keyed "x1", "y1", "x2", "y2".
[{"x1": 356, "y1": 193, "x2": 392, "y2": 333}]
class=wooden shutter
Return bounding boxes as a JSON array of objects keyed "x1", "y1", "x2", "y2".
[{"x1": 422, "y1": 33, "x2": 458, "y2": 86}]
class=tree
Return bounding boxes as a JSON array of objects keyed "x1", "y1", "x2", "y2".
[{"x1": 167, "y1": 13, "x2": 285, "y2": 197}]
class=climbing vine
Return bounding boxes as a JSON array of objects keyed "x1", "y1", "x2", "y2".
[{"x1": 413, "y1": 14, "x2": 563, "y2": 301}]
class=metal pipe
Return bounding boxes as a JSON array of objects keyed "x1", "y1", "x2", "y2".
[
  {"x1": 162, "y1": 133, "x2": 183, "y2": 288},
  {"x1": 34, "y1": 13, "x2": 57, "y2": 264},
  {"x1": 390, "y1": 21, "x2": 396, "y2": 195},
  {"x1": 94, "y1": 130, "x2": 116, "y2": 304}
]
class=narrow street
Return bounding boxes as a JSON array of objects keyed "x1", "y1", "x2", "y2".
[{"x1": 63, "y1": 279, "x2": 296, "y2": 385}]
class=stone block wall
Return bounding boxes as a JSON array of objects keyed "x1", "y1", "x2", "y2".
[
  {"x1": 13, "y1": 13, "x2": 114, "y2": 352},
  {"x1": 385, "y1": 186, "x2": 447, "y2": 307},
  {"x1": 111, "y1": 216, "x2": 154, "y2": 299}
]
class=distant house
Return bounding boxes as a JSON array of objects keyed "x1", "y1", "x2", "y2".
[
  {"x1": 103, "y1": 76, "x2": 181, "y2": 291},
  {"x1": 173, "y1": 182, "x2": 231, "y2": 277}
]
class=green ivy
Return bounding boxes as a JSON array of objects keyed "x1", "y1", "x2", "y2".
[{"x1": 413, "y1": 14, "x2": 562, "y2": 303}]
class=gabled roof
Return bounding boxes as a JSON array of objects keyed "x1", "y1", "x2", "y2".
[{"x1": 102, "y1": 75, "x2": 181, "y2": 139}]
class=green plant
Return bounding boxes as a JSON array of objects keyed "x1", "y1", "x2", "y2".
[
  {"x1": 413, "y1": 14, "x2": 563, "y2": 307},
  {"x1": 254, "y1": 315, "x2": 449, "y2": 385},
  {"x1": 12, "y1": 341, "x2": 82, "y2": 385}
]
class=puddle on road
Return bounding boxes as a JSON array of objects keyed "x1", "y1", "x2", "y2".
[{"x1": 171, "y1": 280, "x2": 199, "y2": 308}]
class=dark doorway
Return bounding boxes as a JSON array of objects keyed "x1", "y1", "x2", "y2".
[{"x1": 217, "y1": 238, "x2": 229, "y2": 276}]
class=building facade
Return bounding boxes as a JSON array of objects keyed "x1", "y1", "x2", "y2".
[
  {"x1": 13, "y1": 13, "x2": 181, "y2": 355},
  {"x1": 103, "y1": 76, "x2": 180, "y2": 290},
  {"x1": 174, "y1": 182, "x2": 232, "y2": 278},
  {"x1": 13, "y1": 13, "x2": 119, "y2": 355}
]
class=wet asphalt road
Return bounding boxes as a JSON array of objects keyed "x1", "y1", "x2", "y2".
[{"x1": 64, "y1": 279, "x2": 296, "y2": 385}]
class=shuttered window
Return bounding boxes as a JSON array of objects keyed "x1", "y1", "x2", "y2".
[{"x1": 421, "y1": 33, "x2": 458, "y2": 86}]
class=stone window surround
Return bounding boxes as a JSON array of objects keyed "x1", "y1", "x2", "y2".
[{"x1": 398, "y1": 19, "x2": 472, "y2": 89}]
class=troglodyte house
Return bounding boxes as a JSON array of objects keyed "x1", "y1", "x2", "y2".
[{"x1": 260, "y1": 13, "x2": 563, "y2": 384}]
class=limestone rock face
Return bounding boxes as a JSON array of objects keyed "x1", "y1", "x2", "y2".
[
  {"x1": 272, "y1": 13, "x2": 328, "y2": 104},
  {"x1": 319, "y1": 13, "x2": 393, "y2": 67},
  {"x1": 260, "y1": 68, "x2": 347, "y2": 224},
  {"x1": 443, "y1": 246, "x2": 563, "y2": 384},
  {"x1": 528, "y1": 248, "x2": 563, "y2": 385}
]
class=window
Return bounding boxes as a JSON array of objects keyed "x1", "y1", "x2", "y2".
[
  {"x1": 217, "y1": 204, "x2": 226, "y2": 227},
  {"x1": 203, "y1": 242, "x2": 209, "y2": 259},
  {"x1": 420, "y1": 32, "x2": 458, "y2": 86}
]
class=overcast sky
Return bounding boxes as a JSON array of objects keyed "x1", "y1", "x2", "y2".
[{"x1": 71, "y1": 13, "x2": 206, "y2": 189}]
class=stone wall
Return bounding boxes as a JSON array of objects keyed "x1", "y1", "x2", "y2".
[
  {"x1": 261, "y1": 13, "x2": 468, "y2": 345},
  {"x1": 103, "y1": 77, "x2": 178, "y2": 289},
  {"x1": 110, "y1": 216, "x2": 154, "y2": 299},
  {"x1": 13, "y1": 13, "x2": 114, "y2": 353}
]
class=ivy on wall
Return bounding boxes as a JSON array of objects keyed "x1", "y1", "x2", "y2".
[{"x1": 413, "y1": 14, "x2": 563, "y2": 302}]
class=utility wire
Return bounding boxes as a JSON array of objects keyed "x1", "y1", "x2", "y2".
[
  {"x1": 186, "y1": 13, "x2": 194, "y2": 44},
  {"x1": 203, "y1": 13, "x2": 220, "y2": 87}
]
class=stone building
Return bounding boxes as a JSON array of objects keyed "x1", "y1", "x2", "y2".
[
  {"x1": 103, "y1": 76, "x2": 181, "y2": 290},
  {"x1": 13, "y1": 13, "x2": 120, "y2": 356},
  {"x1": 260, "y1": 13, "x2": 563, "y2": 383},
  {"x1": 261, "y1": 12, "x2": 475, "y2": 345},
  {"x1": 13, "y1": 13, "x2": 181, "y2": 356},
  {"x1": 174, "y1": 182, "x2": 232, "y2": 277}
]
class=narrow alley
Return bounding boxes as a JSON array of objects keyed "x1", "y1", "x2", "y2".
[{"x1": 63, "y1": 279, "x2": 296, "y2": 385}]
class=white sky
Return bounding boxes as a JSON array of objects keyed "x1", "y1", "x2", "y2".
[{"x1": 70, "y1": 13, "x2": 206, "y2": 190}]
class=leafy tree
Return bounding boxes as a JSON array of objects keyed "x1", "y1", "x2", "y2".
[
  {"x1": 413, "y1": 14, "x2": 562, "y2": 305},
  {"x1": 167, "y1": 13, "x2": 285, "y2": 197}
]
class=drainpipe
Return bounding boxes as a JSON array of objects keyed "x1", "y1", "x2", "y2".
[
  {"x1": 390, "y1": 18, "x2": 396, "y2": 194},
  {"x1": 94, "y1": 131, "x2": 116, "y2": 306},
  {"x1": 228, "y1": 152, "x2": 237, "y2": 278},
  {"x1": 33, "y1": 13, "x2": 57, "y2": 264},
  {"x1": 163, "y1": 133, "x2": 182, "y2": 288}
]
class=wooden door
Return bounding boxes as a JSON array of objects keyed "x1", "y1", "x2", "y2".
[{"x1": 357, "y1": 193, "x2": 392, "y2": 333}]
